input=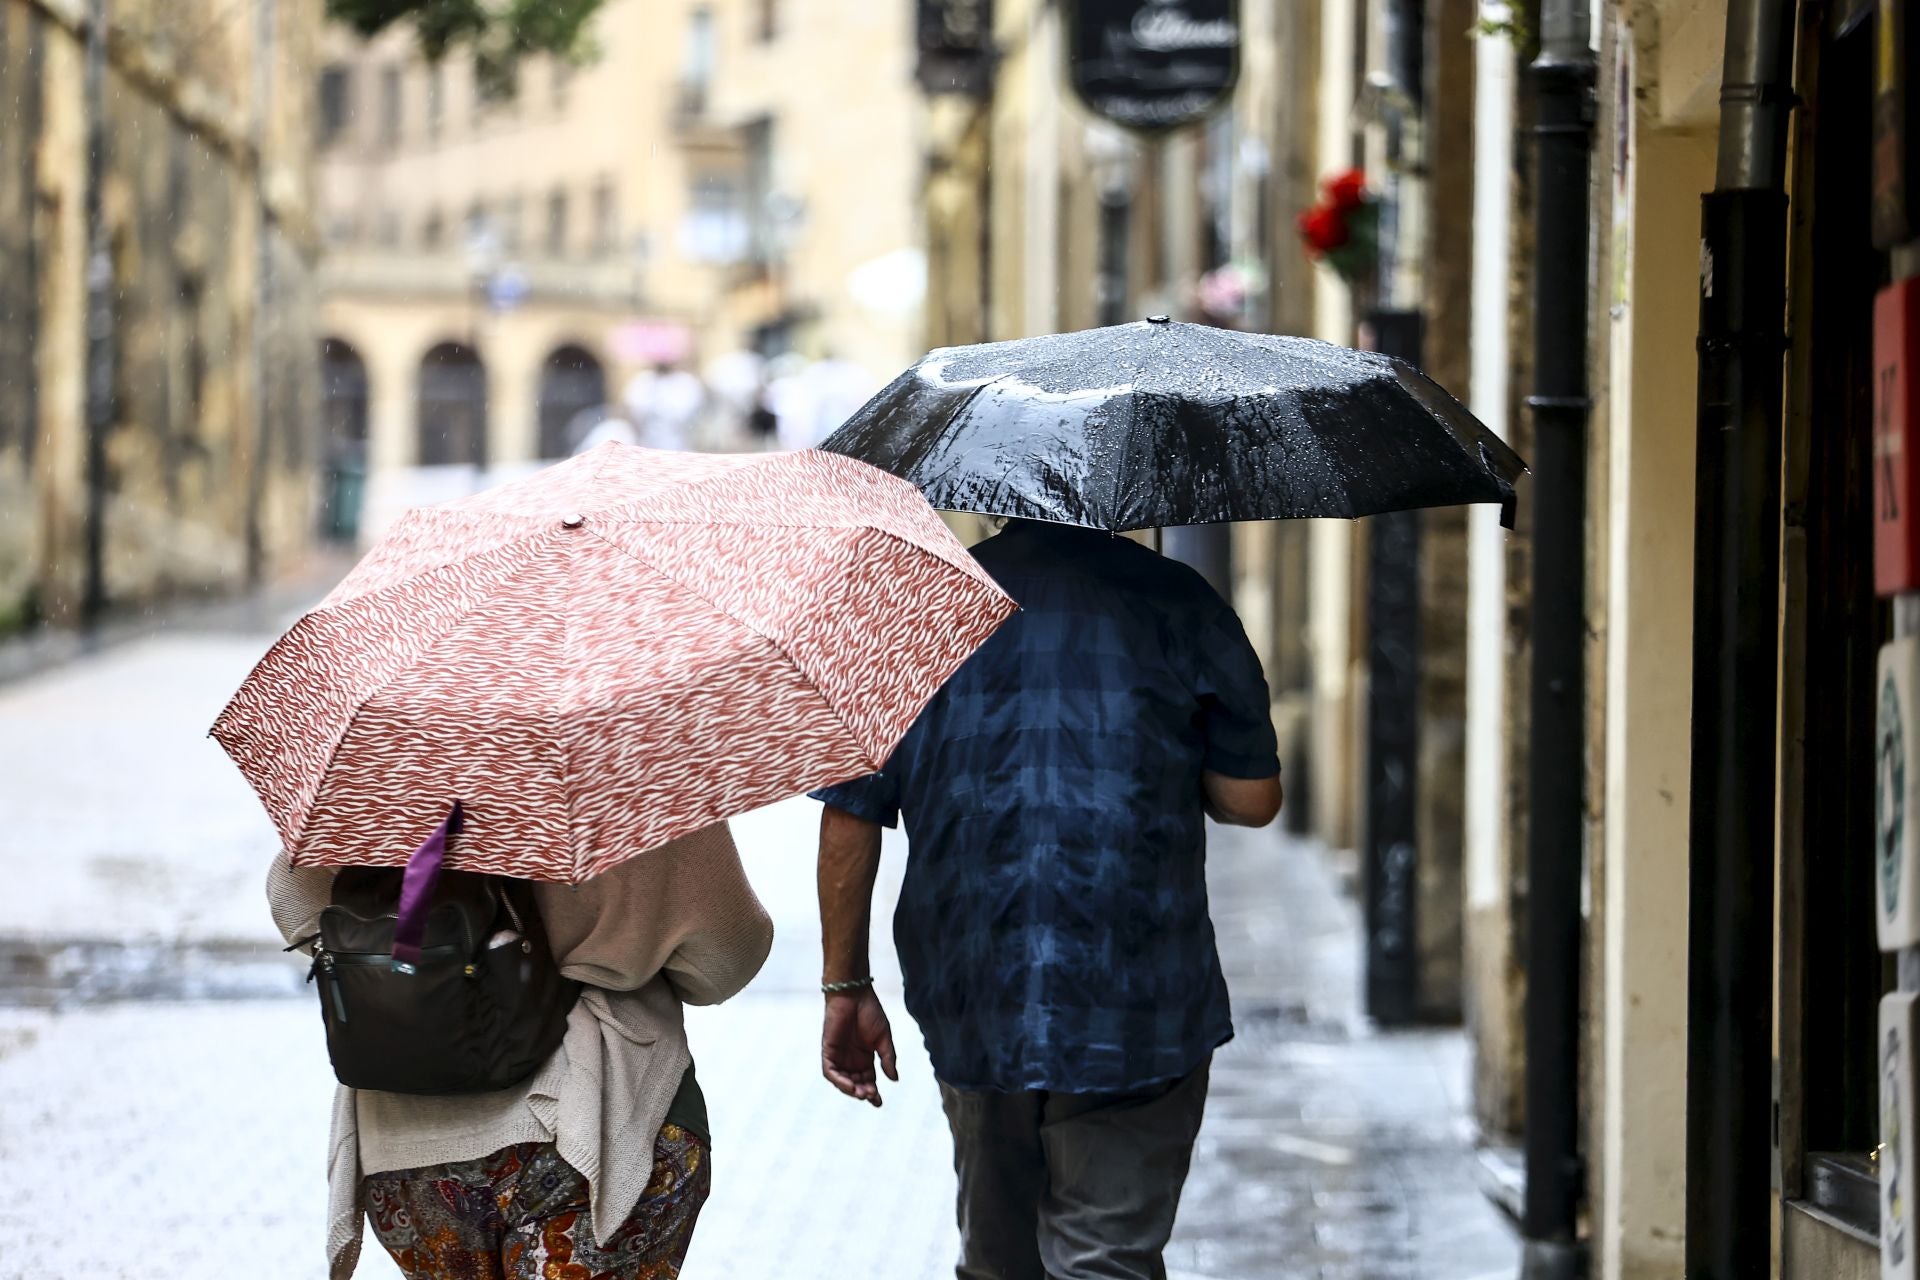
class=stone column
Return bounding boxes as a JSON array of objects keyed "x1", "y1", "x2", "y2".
[{"x1": 32, "y1": 17, "x2": 89, "y2": 625}]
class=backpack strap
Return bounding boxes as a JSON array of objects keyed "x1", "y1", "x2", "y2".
[{"x1": 391, "y1": 801, "x2": 464, "y2": 973}]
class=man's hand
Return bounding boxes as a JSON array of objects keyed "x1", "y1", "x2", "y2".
[{"x1": 822, "y1": 987, "x2": 899, "y2": 1107}]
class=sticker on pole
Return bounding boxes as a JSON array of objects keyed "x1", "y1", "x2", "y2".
[
  {"x1": 1880, "y1": 637, "x2": 1920, "y2": 951},
  {"x1": 1886, "y1": 991, "x2": 1920, "y2": 1280}
]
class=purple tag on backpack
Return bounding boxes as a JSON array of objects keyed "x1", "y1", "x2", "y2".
[{"x1": 390, "y1": 801, "x2": 464, "y2": 973}]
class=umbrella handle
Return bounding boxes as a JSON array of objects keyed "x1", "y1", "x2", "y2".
[{"x1": 391, "y1": 801, "x2": 465, "y2": 973}]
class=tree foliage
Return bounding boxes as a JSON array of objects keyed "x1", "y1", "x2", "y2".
[{"x1": 326, "y1": 0, "x2": 605, "y2": 96}]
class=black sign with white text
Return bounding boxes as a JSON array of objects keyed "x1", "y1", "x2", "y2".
[{"x1": 1066, "y1": 0, "x2": 1240, "y2": 132}]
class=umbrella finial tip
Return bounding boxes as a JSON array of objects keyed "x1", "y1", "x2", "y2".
[{"x1": 1147, "y1": 314, "x2": 1170, "y2": 324}]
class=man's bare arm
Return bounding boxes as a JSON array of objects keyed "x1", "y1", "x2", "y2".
[
  {"x1": 817, "y1": 804, "x2": 898, "y2": 1105},
  {"x1": 1202, "y1": 771, "x2": 1283, "y2": 827},
  {"x1": 820, "y1": 805, "x2": 884, "y2": 983}
]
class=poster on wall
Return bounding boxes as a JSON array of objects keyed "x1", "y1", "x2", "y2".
[
  {"x1": 1880, "y1": 637, "x2": 1920, "y2": 950},
  {"x1": 1877, "y1": 280, "x2": 1920, "y2": 595},
  {"x1": 1065, "y1": 0, "x2": 1240, "y2": 133},
  {"x1": 1886, "y1": 992, "x2": 1920, "y2": 1280}
]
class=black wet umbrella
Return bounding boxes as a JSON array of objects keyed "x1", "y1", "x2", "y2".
[{"x1": 818, "y1": 317, "x2": 1526, "y2": 530}]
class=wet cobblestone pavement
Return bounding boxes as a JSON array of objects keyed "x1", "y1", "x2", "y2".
[{"x1": 0, "y1": 622, "x2": 1518, "y2": 1279}]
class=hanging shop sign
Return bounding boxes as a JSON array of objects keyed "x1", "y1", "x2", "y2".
[
  {"x1": 608, "y1": 320, "x2": 693, "y2": 366},
  {"x1": 1887, "y1": 992, "x2": 1920, "y2": 1280},
  {"x1": 1877, "y1": 280, "x2": 1920, "y2": 594},
  {"x1": 1066, "y1": 0, "x2": 1240, "y2": 133},
  {"x1": 1880, "y1": 637, "x2": 1920, "y2": 950},
  {"x1": 1874, "y1": 0, "x2": 1920, "y2": 247},
  {"x1": 917, "y1": 0, "x2": 995, "y2": 96}
]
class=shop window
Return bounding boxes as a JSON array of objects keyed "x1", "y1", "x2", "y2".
[
  {"x1": 744, "y1": 116, "x2": 779, "y2": 264},
  {"x1": 417, "y1": 342, "x2": 488, "y2": 468},
  {"x1": 318, "y1": 65, "x2": 351, "y2": 147},
  {"x1": 499, "y1": 195, "x2": 524, "y2": 255},
  {"x1": 427, "y1": 65, "x2": 446, "y2": 142},
  {"x1": 380, "y1": 65, "x2": 402, "y2": 148},
  {"x1": 682, "y1": 5, "x2": 716, "y2": 117},
  {"x1": 537, "y1": 345, "x2": 607, "y2": 459},
  {"x1": 679, "y1": 172, "x2": 747, "y2": 264},
  {"x1": 593, "y1": 181, "x2": 619, "y2": 256},
  {"x1": 321, "y1": 339, "x2": 370, "y2": 457},
  {"x1": 546, "y1": 189, "x2": 570, "y2": 257}
]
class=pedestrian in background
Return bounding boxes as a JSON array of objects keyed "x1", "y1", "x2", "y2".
[
  {"x1": 623, "y1": 362, "x2": 707, "y2": 452},
  {"x1": 812, "y1": 518, "x2": 1283, "y2": 1280},
  {"x1": 268, "y1": 824, "x2": 773, "y2": 1280}
]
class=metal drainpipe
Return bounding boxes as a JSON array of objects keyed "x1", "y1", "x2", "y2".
[
  {"x1": 1684, "y1": 0, "x2": 1796, "y2": 1267},
  {"x1": 1520, "y1": 0, "x2": 1595, "y2": 1267}
]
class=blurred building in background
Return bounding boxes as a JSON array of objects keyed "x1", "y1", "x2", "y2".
[
  {"x1": 0, "y1": 0, "x2": 323, "y2": 633},
  {"x1": 1, "y1": 1, "x2": 1903, "y2": 1275},
  {"x1": 314, "y1": 0, "x2": 921, "y2": 542}
]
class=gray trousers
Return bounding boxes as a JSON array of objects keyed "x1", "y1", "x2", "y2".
[{"x1": 937, "y1": 1059, "x2": 1210, "y2": 1280}]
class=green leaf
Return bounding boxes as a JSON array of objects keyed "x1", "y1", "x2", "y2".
[{"x1": 325, "y1": 0, "x2": 605, "y2": 90}]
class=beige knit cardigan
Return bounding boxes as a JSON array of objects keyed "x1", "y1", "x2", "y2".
[{"x1": 267, "y1": 822, "x2": 773, "y2": 1280}]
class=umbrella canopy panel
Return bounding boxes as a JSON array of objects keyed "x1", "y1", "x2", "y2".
[
  {"x1": 820, "y1": 319, "x2": 1526, "y2": 531},
  {"x1": 213, "y1": 445, "x2": 1013, "y2": 882}
]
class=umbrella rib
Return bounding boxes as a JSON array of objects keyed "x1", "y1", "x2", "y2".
[
  {"x1": 578, "y1": 525, "x2": 877, "y2": 769},
  {"x1": 216, "y1": 531, "x2": 546, "y2": 750},
  {"x1": 554, "y1": 553, "x2": 584, "y2": 882},
  {"x1": 311, "y1": 517, "x2": 552, "y2": 616},
  {"x1": 287, "y1": 534, "x2": 560, "y2": 861},
  {"x1": 912, "y1": 377, "x2": 1016, "y2": 491}
]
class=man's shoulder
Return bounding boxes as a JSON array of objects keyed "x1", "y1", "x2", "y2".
[
  {"x1": 971, "y1": 526, "x2": 1231, "y2": 625},
  {"x1": 1086, "y1": 538, "x2": 1232, "y2": 622}
]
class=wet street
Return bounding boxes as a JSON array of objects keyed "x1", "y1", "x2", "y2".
[{"x1": 0, "y1": 609, "x2": 1519, "y2": 1279}]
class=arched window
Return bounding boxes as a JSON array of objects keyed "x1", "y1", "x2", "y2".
[
  {"x1": 319, "y1": 339, "x2": 372, "y2": 543},
  {"x1": 320, "y1": 338, "x2": 369, "y2": 456},
  {"x1": 537, "y1": 344, "x2": 607, "y2": 459},
  {"x1": 417, "y1": 341, "x2": 488, "y2": 467}
]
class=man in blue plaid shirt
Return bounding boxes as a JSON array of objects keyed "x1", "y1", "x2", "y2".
[{"x1": 812, "y1": 519, "x2": 1281, "y2": 1280}]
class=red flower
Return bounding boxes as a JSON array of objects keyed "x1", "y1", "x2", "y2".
[
  {"x1": 1324, "y1": 169, "x2": 1369, "y2": 211},
  {"x1": 1297, "y1": 204, "x2": 1351, "y2": 255}
]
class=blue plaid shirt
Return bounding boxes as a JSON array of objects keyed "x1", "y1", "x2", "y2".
[{"x1": 812, "y1": 522, "x2": 1278, "y2": 1093}]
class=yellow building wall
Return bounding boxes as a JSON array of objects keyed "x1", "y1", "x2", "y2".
[{"x1": 1594, "y1": 19, "x2": 1714, "y2": 1274}]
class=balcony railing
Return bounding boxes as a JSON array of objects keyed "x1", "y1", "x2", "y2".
[{"x1": 318, "y1": 248, "x2": 644, "y2": 308}]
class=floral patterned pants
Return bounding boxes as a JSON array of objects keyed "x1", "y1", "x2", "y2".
[{"x1": 363, "y1": 1125, "x2": 710, "y2": 1280}]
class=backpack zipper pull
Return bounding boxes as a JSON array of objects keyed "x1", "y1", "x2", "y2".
[{"x1": 318, "y1": 950, "x2": 348, "y2": 1023}]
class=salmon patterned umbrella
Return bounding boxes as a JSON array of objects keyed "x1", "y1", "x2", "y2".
[{"x1": 212, "y1": 443, "x2": 1015, "y2": 883}]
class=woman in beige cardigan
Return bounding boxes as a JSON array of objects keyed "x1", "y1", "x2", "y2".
[{"x1": 268, "y1": 822, "x2": 773, "y2": 1280}]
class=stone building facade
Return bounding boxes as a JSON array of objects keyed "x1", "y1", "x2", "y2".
[
  {"x1": 314, "y1": 0, "x2": 925, "y2": 542},
  {"x1": 0, "y1": 0, "x2": 322, "y2": 632}
]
